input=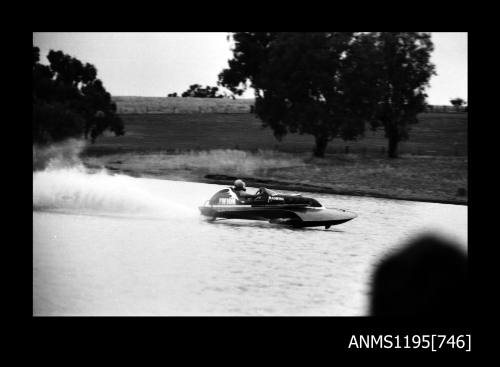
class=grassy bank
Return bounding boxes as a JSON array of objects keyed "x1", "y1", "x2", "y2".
[
  {"x1": 81, "y1": 111, "x2": 467, "y2": 204},
  {"x1": 82, "y1": 149, "x2": 468, "y2": 205}
]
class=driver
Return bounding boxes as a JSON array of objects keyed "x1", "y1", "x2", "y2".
[{"x1": 232, "y1": 179, "x2": 255, "y2": 199}]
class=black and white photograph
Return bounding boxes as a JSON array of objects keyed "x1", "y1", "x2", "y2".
[{"x1": 32, "y1": 32, "x2": 468, "y2": 324}]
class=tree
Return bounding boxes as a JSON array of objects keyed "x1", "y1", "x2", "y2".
[
  {"x1": 218, "y1": 32, "x2": 379, "y2": 157},
  {"x1": 33, "y1": 101, "x2": 86, "y2": 144},
  {"x1": 369, "y1": 33, "x2": 436, "y2": 158},
  {"x1": 167, "y1": 92, "x2": 178, "y2": 97},
  {"x1": 450, "y1": 97, "x2": 466, "y2": 107},
  {"x1": 181, "y1": 84, "x2": 224, "y2": 98},
  {"x1": 450, "y1": 97, "x2": 466, "y2": 112},
  {"x1": 33, "y1": 47, "x2": 124, "y2": 145}
]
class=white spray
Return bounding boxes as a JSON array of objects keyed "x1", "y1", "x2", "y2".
[{"x1": 33, "y1": 139, "x2": 198, "y2": 218}]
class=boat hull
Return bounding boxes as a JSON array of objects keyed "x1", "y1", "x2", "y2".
[{"x1": 199, "y1": 204, "x2": 357, "y2": 228}]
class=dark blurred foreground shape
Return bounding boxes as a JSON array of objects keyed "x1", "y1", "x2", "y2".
[{"x1": 371, "y1": 235, "x2": 468, "y2": 316}]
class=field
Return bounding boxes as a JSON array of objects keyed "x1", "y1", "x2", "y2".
[
  {"x1": 82, "y1": 109, "x2": 468, "y2": 204},
  {"x1": 113, "y1": 96, "x2": 254, "y2": 114},
  {"x1": 85, "y1": 112, "x2": 468, "y2": 157}
]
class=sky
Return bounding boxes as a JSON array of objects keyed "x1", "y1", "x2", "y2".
[{"x1": 33, "y1": 32, "x2": 467, "y2": 105}]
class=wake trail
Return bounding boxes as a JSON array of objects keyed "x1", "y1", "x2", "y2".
[{"x1": 33, "y1": 165, "x2": 198, "y2": 219}]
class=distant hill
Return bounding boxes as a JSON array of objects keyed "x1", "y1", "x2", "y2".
[
  {"x1": 113, "y1": 96, "x2": 254, "y2": 114},
  {"x1": 113, "y1": 96, "x2": 465, "y2": 114}
]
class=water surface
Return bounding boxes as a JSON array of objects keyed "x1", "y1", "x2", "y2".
[{"x1": 33, "y1": 168, "x2": 467, "y2": 316}]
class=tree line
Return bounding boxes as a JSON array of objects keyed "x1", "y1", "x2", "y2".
[
  {"x1": 33, "y1": 47, "x2": 124, "y2": 145},
  {"x1": 34, "y1": 33, "x2": 437, "y2": 158},
  {"x1": 218, "y1": 32, "x2": 436, "y2": 158},
  {"x1": 168, "y1": 84, "x2": 235, "y2": 99}
]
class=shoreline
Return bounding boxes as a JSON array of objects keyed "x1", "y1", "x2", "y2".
[
  {"x1": 200, "y1": 175, "x2": 468, "y2": 206},
  {"x1": 76, "y1": 111, "x2": 467, "y2": 206},
  {"x1": 94, "y1": 164, "x2": 467, "y2": 206}
]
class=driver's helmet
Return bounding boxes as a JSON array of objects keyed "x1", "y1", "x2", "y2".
[{"x1": 233, "y1": 179, "x2": 246, "y2": 190}]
